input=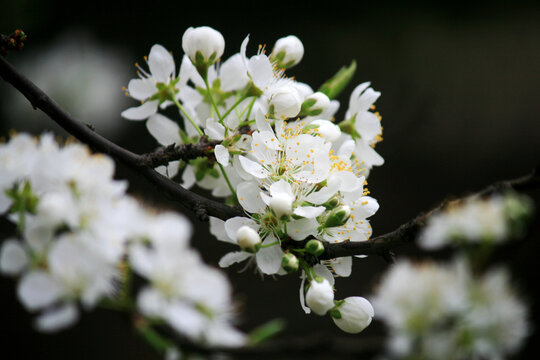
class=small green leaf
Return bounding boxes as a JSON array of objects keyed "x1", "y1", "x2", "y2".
[
  {"x1": 318, "y1": 60, "x2": 357, "y2": 99},
  {"x1": 248, "y1": 318, "x2": 287, "y2": 345}
]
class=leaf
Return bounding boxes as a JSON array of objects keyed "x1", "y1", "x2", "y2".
[
  {"x1": 248, "y1": 318, "x2": 287, "y2": 345},
  {"x1": 318, "y1": 60, "x2": 357, "y2": 100}
]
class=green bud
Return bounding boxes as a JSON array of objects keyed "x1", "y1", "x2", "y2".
[
  {"x1": 305, "y1": 239, "x2": 325, "y2": 256},
  {"x1": 324, "y1": 206, "x2": 351, "y2": 228},
  {"x1": 281, "y1": 253, "x2": 299, "y2": 274},
  {"x1": 504, "y1": 192, "x2": 534, "y2": 237},
  {"x1": 323, "y1": 196, "x2": 340, "y2": 210}
]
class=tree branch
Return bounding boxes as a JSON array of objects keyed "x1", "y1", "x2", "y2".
[
  {"x1": 319, "y1": 168, "x2": 539, "y2": 261},
  {"x1": 137, "y1": 139, "x2": 221, "y2": 168},
  {"x1": 0, "y1": 49, "x2": 243, "y2": 221}
]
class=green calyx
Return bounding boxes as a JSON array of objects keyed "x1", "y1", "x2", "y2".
[
  {"x1": 281, "y1": 253, "x2": 299, "y2": 274},
  {"x1": 318, "y1": 60, "x2": 357, "y2": 100},
  {"x1": 149, "y1": 78, "x2": 180, "y2": 105}
]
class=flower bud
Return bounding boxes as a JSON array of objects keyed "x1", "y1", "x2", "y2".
[
  {"x1": 269, "y1": 86, "x2": 302, "y2": 119},
  {"x1": 301, "y1": 92, "x2": 330, "y2": 116},
  {"x1": 236, "y1": 226, "x2": 261, "y2": 253},
  {"x1": 269, "y1": 192, "x2": 293, "y2": 218},
  {"x1": 271, "y1": 35, "x2": 304, "y2": 69},
  {"x1": 312, "y1": 119, "x2": 341, "y2": 142},
  {"x1": 306, "y1": 277, "x2": 335, "y2": 315},
  {"x1": 182, "y1": 26, "x2": 225, "y2": 76},
  {"x1": 324, "y1": 206, "x2": 351, "y2": 228},
  {"x1": 331, "y1": 297, "x2": 374, "y2": 333},
  {"x1": 305, "y1": 239, "x2": 325, "y2": 256},
  {"x1": 281, "y1": 253, "x2": 299, "y2": 273},
  {"x1": 323, "y1": 196, "x2": 340, "y2": 210}
]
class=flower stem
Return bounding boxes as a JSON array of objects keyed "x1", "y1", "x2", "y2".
[
  {"x1": 259, "y1": 240, "x2": 280, "y2": 248},
  {"x1": 171, "y1": 96, "x2": 204, "y2": 137},
  {"x1": 203, "y1": 75, "x2": 223, "y2": 122},
  {"x1": 218, "y1": 163, "x2": 237, "y2": 199},
  {"x1": 135, "y1": 319, "x2": 172, "y2": 355},
  {"x1": 221, "y1": 94, "x2": 250, "y2": 122}
]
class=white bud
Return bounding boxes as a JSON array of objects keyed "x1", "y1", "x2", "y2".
[
  {"x1": 332, "y1": 297, "x2": 374, "y2": 333},
  {"x1": 269, "y1": 86, "x2": 302, "y2": 119},
  {"x1": 312, "y1": 119, "x2": 341, "y2": 142},
  {"x1": 303, "y1": 92, "x2": 330, "y2": 115},
  {"x1": 269, "y1": 192, "x2": 293, "y2": 218},
  {"x1": 306, "y1": 278, "x2": 334, "y2": 316},
  {"x1": 271, "y1": 35, "x2": 304, "y2": 68},
  {"x1": 182, "y1": 26, "x2": 225, "y2": 67},
  {"x1": 236, "y1": 226, "x2": 261, "y2": 253}
]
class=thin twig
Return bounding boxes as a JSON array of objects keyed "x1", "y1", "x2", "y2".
[{"x1": 319, "y1": 168, "x2": 539, "y2": 261}]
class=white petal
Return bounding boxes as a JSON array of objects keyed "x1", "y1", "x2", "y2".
[
  {"x1": 355, "y1": 112, "x2": 382, "y2": 143},
  {"x1": 214, "y1": 144, "x2": 229, "y2": 167},
  {"x1": 353, "y1": 196, "x2": 380, "y2": 219},
  {"x1": 209, "y1": 217, "x2": 232, "y2": 243},
  {"x1": 167, "y1": 302, "x2": 205, "y2": 339},
  {"x1": 239, "y1": 155, "x2": 269, "y2": 179},
  {"x1": 256, "y1": 235, "x2": 283, "y2": 275},
  {"x1": 293, "y1": 206, "x2": 325, "y2": 219},
  {"x1": 330, "y1": 256, "x2": 352, "y2": 277},
  {"x1": 237, "y1": 182, "x2": 266, "y2": 214},
  {"x1": 18, "y1": 271, "x2": 65, "y2": 311},
  {"x1": 255, "y1": 109, "x2": 272, "y2": 133},
  {"x1": 338, "y1": 139, "x2": 355, "y2": 158},
  {"x1": 269, "y1": 180, "x2": 294, "y2": 199},
  {"x1": 148, "y1": 44, "x2": 175, "y2": 84},
  {"x1": 299, "y1": 273, "x2": 311, "y2": 314},
  {"x1": 146, "y1": 113, "x2": 181, "y2": 146},
  {"x1": 218, "y1": 251, "x2": 252, "y2": 268},
  {"x1": 220, "y1": 53, "x2": 249, "y2": 92},
  {"x1": 0, "y1": 239, "x2": 28, "y2": 275},
  {"x1": 121, "y1": 100, "x2": 159, "y2": 120},
  {"x1": 181, "y1": 165, "x2": 196, "y2": 189},
  {"x1": 35, "y1": 303, "x2": 79, "y2": 333},
  {"x1": 205, "y1": 118, "x2": 225, "y2": 140},
  {"x1": 127, "y1": 78, "x2": 157, "y2": 101},
  {"x1": 248, "y1": 55, "x2": 273, "y2": 90},
  {"x1": 313, "y1": 264, "x2": 335, "y2": 286},
  {"x1": 287, "y1": 218, "x2": 318, "y2": 241}
]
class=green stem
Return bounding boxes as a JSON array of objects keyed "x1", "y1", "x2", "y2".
[
  {"x1": 299, "y1": 258, "x2": 314, "y2": 281},
  {"x1": 221, "y1": 95, "x2": 250, "y2": 122},
  {"x1": 218, "y1": 163, "x2": 237, "y2": 199},
  {"x1": 135, "y1": 320, "x2": 173, "y2": 355},
  {"x1": 203, "y1": 76, "x2": 223, "y2": 122},
  {"x1": 171, "y1": 96, "x2": 204, "y2": 137},
  {"x1": 243, "y1": 97, "x2": 256, "y2": 121},
  {"x1": 259, "y1": 240, "x2": 280, "y2": 248}
]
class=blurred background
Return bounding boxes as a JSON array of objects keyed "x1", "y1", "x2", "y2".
[{"x1": 1, "y1": 0, "x2": 539, "y2": 358}]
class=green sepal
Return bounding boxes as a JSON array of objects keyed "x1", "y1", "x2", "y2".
[
  {"x1": 329, "y1": 308, "x2": 342, "y2": 319},
  {"x1": 318, "y1": 60, "x2": 357, "y2": 100}
]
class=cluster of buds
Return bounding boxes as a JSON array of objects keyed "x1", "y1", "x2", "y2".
[{"x1": 0, "y1": 29, "x2": 27, "y2": 55}]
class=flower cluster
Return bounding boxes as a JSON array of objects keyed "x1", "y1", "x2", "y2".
[
  {"x1": 419, "y1": 193, "x2": 534, "y2": 250},
  {"x1": 121, "y1": 26, "x2": 384, "y2": 333},
  {"x1": 0, "y1": 133, "x2": 243, "y2": 348},
  {"x1": 372, "y1": 259, "x2": 529, "y2": 359}
]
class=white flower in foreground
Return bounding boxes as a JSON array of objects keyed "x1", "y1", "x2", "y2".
[
  {"x1": 271, "y1": 35, "x2": 304, "y2": 68},
  {"x1": 182, "y1": 26, "x2": 225, "y2": 69},
  {"x1": 0, "y1": 239, "x2": 28, "y2": 275},
  {"x1": 332, "y1": 297, "x2": 374, "y2": 333},
  {"x1": 121, "y1": 44, "x2": 177, "y2": 120},
  {"x1": 305, "y1": 278, "x2": 334, "y2": 315}
]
